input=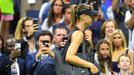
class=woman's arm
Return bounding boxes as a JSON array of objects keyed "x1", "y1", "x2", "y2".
[
  {"x1": 128, "y1": 50, "x2": 134, "y2": 72},
  {"x1": 112, "y1": 0, "x2": 120, "y2": 13},
  {"x1": 65, "y1": 30, "x2": 98, "y2": 73},
  {"x1": 126, "y1": 11, "x2": 134, "y2": 29}
]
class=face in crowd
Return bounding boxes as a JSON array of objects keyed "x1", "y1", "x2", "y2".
[
  {"x1": 84, "y1": 29, "x2": 92, "y2": 42},
  {"x1": 113, "y1": 33, "x2": 123, "y2": 48},
  {"x1": 53, "y1": 0, "x2": 63, "y2": 15},
  {"x1": 23, "y1": 20, "x2": 33, "y2": 34},
  {"x1": 118, "y1": 55, "x2": 131, "y2": 70},
  {"x1": 101, "y1": 20, "x2": 118, "y2": 38},
  {"x1": 99, "y1": 42, "x2": 110, "y2": 59},
  {"x1": 53, "y1": 28, "x2": 68, "y2": 47},
  {"x1": 105, "y1": 21, "x2": 116, "y2": 37},
  {"x1": 64, "y1": 7, "x2": 71, "y2": 24}
]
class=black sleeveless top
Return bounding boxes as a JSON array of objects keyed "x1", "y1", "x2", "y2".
[{"x1": 62, "y1": 26, "x2": 83, "y2": 59}]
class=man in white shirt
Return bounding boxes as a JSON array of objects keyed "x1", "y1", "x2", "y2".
[{"x1": 125, "y1": 0, "x2": 134, "y2": 51}]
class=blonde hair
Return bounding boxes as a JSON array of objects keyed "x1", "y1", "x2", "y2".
[
  {"x1": 70, "y1": 4, "x2": 92, "y2": 29},
  {"x1": 70, "y1": 4, "x2": 77, "y2": 29},
  {"x1": 14, "y1": 17, "x2": 26, "y2": 40},
  {"x1": 110, "y1": 29, "x2": 127, "y2": 53}
]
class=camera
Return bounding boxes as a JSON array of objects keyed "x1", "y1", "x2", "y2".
[
  {"x1": 61, "y1": 36, "x2": 68, "y2": 48},
  {"x1": 42, "y1": 40, "x2": 49, "y2": 47},
  {"x1": 62, "y1": 36, "x2": 68, "y2": 42},
  {"x1": 33, "y1": 19, "x2": 38, "y2": 24},
  {"x1": 33, "y1": 19, "x2": 39, "y2": 30}
]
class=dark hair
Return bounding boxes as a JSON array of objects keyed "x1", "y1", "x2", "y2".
[
  {"x1": 47, "y1": 0, "x2": 64, "y2": 28},
  {"x1": 62, "y1": 4, "x2": 71, "y2": 14},
  {"x1": 53, "y1": 24, "x2": 69, "y2": 35},
  {"x1": 84, "y1": 26, "x2": 94, "y2": 49},
  {"x1": 22, "y1": 17, "x2": 33, "y2": 28},
  {"x1": 37, "y1": 30, "x2": 53, "y2": 42},
  {"x1": 0, "y1": 34, "x2": 5, "y2": 53},
  {"x1": 95, "y1": 39, "x2": 112, "y2": 74}
]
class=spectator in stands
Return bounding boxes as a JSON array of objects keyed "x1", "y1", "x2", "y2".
[
  {"x1": 34, "y1": 30, "x2": 56, "y2": 75},
  {"x1": 112, "y1": 0, "x2": 129, "y2": 45},
  {"x1": 53, "y1": 25, "x2": 69, "y2": 49},
  {"x1": 0, "y1": 38, "x2": 25, "y2": 75},
  {"x1": 125, "y1": 0, "x2": 134, "y2": 51},
  {"x1": 101, "y1": 20, "x2": 118, "y2": 42},
  {"x1": 95, "y1": 39, "x2": 112, "y2": 75},
  {"x1": 37, "y1": 25, "x2": 69, "y2": 75},
  {"x1": 84, "y1": 26, "x2": 94, "y2": 50},
  {"x1": 61, "y1": 4, "x2": 71, "y2": 31},
  {"x1": 87, "y1": 1, "x2": 104, "y2": 46},
  {"x1": 52, "y1": 4, "x2": 71, "y2": 33},
  {"x1": 117, "y1": 54, "x2": 132, "y2": 75},
  {"x1": 110, "y1": 29, "x2": 133, "y2": 73},
  {"x1": 38, "y1": 0, "x2": 54, "y2": 25},
  {"x1": 41, "y1": 0, "x2": 64, "y2": 33},
  {"x1": 84, "y1": 26, "x2": 96, "y2": 68},
  {"x1": 19, "y1": 17, "x2": 38, "y2": 74}
]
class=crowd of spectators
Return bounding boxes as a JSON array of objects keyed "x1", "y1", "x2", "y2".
[{"x1": 0, "y1": 0, "x2": 134, "y2": 75}]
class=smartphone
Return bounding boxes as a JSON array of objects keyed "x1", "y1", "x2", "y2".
[
  {"x1": 92, "y1": 0, "x2": 99, "y2": 10},
  {"x1": 42, "y1": 40, "x2": 49, "y2": 47},
  {"x1": 62, "y1": 36, "x2": 68, "y2": 42},
  {"x1": 33, "y1": 19, "x2": 38, "y2": 24},
  {"x1": 15, "y1": 43, "x2": 21, "y2": 51}
]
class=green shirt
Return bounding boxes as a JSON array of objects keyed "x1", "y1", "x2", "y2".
[{"x1": 0, "y1": 0, "x2": 14, "y2": 14}]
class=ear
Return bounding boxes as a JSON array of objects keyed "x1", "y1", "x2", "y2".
[
  {"x1": 37, "y1": 40, "x2": 39, "y2": 46},
  {"x1": 53, "y1": 36, "x2": 55, "y2": 41}
]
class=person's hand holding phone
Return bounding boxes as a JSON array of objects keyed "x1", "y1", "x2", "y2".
[
  {"x1": 42, "y1": 40, "x2": 55, "y2": 58},
  {"x1": 36, "y1": 40, "x2": 50, "y2": 59},
  {"x1": 60, "y1": 36, "x2": 68, "y2": 48},
  {"x1": 9, "y1": 49, "x2": 21, "y2": 60},
  {"x1": 27, "y1": 24, "x2": 38, "y2": 37},
  {"x1": 41, "y1": 40, "x2": 52, "y2": 54}
]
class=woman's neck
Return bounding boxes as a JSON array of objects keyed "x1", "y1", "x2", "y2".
[
  {"x1": 54, "y1": 14, "x2": 62, "y2": 23},
  {"x1": 64, "y1": 20, "x2": 70, "y2": 26},
  {"x1": 28, "y1": 37, "x2": 35, "y2": 51},
  {"x1": 104, "y1": 36, "x2": 110, "y2": 42},
  {"x1": 115, "y1": 46, "x2": 124, "y2": 51},
  {"x1": 120, "y1": 69, "x2": 130, "y2": 75},
  {"x1": 76, "y1": 21, "x2": 85, "y2": 31}
]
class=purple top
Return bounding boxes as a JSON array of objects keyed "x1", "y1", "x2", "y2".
[{"x1": 105, "y1": 0, "x2": 112, "y2": 8}]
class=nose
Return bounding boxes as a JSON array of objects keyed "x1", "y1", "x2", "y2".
[
  {"x1": 60, "y1": 35, "x2": 64, "y2": 40},
  {"x1": 104, "y1": 50, "x2": 108, "y2": 54}
]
